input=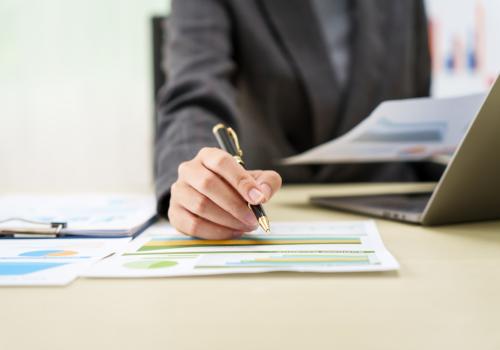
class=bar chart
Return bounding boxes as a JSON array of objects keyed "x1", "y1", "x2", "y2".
[{"x1": 426, "y1": 0, "x2": 500, "y2": 96}]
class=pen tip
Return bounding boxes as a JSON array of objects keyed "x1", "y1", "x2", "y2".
[{"x1": 258, "y1": 216, "x2": 271, "y2": 233}]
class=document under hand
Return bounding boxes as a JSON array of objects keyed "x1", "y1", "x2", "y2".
[
  {"x1": 283, "y1": 94, "x2": 485, "y2": 165},
  {"x1": 84, "y1": 221, "x2": 399, "y2": 277}
]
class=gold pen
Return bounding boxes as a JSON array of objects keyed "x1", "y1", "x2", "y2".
[{"x1": 212, "y1": 123, "x2": 271, "y2": 233}]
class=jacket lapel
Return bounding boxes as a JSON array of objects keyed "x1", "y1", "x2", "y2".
[
  {"x1": 334, "y1": 1, "x2": 390, "y2": 136},
  {"x1": 258, "y1": 0, "x2": 341, "y2": 145}
]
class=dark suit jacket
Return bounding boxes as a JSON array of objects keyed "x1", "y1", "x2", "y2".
[{"x1": 155, "y1": 0, "x2": 431, "y2": 216}]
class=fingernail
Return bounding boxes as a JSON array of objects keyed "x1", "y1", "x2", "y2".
[
  {"x1": 248, "y1": 188, "x2": 264, "y2": 203},
  {"x1": 244, "y1": 212, "x2": 258, "y2": 227},
  {"x1": 259, "y1": 183, "x2": 272, "y2": 200}
]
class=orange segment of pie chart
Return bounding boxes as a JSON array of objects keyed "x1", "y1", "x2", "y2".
[{"x1": 47, "y1": 250, "x2": 78, "y2": 257}]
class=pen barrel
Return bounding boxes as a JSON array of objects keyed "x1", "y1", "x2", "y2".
[
  {"x1": 250, "y1": 203, "x2": 267, "y2": 219},
  {"x1": 213, "y1": 124, "x2": 263, "y2": 216},
  {"x1": 213, "y1": 127, "x2": 239, "y2": 156},
  {"x1": 213, "y1": 123, "x2": 271, "y2": 233}
]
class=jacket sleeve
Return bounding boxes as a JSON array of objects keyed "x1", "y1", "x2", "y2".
[{"x1": 154, "y1": 0, "x2": 239, "y2": 217}]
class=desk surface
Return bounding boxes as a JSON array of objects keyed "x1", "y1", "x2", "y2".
[{"x1": 2, "y1": 184, "x2": 500, "y2": 350}]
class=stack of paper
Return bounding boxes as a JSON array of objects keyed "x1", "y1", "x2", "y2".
[
  {"x1": 0, "y1": 194, "x2": 156, "y2": 285},
  {"x1": 85, "y1": 221, "x2": 399, "y2": 277},
  {"x1": 283, "y1": 94, "x2": 485, "y2": 165},
  {"x1": 0, "y1": 194, "x2": 156, "y2": 237}
]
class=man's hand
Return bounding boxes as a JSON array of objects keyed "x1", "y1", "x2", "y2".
[{"x1": 168, "y1": 147, "x2": 282, "y2": 240}]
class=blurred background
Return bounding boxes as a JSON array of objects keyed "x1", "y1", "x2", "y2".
[
  {"x1": 0, "y1": 0, "x2": 169, "y2": 193},
  {"x1": 1, "y1": 0, "x2": 498, "y2": 194},
  {"x1": 427, "y1": 0, "x2": 500, "y2": 96}
]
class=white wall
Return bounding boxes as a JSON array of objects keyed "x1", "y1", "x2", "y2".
[{"x1": 0, "y1": 0, "x2": 169, "y2": 193}]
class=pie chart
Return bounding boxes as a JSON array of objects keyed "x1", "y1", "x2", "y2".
[
  {"x1": 124, "y1": 260, "x2": 178, "y2": 270},
  {"x1": 20, "y1": 250, "x2": 78, "y2": 257}
]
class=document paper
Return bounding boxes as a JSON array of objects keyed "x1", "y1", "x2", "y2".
[
  {"x1": 0, "y1": 238, "x2": 130, "y2": 286},
  {"x1": 85, "y1": 221, "x2": 399, "y2": 277},
  {"x1": 0, "y1": 194, "x2": 156, "y2": 237},
  {"x1": 283, "y1": 94, "x2": 485, "y2": 165}
]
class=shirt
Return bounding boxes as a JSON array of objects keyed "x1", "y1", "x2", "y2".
[{"x1": 312, "y1": 0, "x2": 352, "y2": 89}]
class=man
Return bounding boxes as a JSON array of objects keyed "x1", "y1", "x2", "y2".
[{"x1": 155, "y1": 0, "x2": 431, "y2": 239}]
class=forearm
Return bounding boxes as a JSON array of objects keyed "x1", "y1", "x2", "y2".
[
  {"x1": 154, "y1": 0, "x2": 239, "y2": 217},
  {"x1": 155, "y1": 107, "x2": 222, "y2": 217}
]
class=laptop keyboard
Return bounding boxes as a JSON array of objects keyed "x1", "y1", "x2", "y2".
[
  {"x1": 360, "y1": 194, "x2": 430, "y2": 213},
  {"x1": 313, "y1": 193, "x2": 431, "y2": 214}
]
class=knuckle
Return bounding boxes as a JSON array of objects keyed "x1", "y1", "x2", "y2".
[
  {"x1": 212, "y1": 153, "x2": 231, "y2": 169},
  {"x1": 198, "y1": 173, "x2": 217, "y2": 191},
  {"x1": 236, "y1": 174, "x2": 253, "y2": 190},
  {"x1": 192, "y1": 195, "x2": 210, "y2": 214},
  {"x1": 170, "y1": 182, "x2": 179, "y2": 196},
  {"x1": 197, "y1": 147, "x2": 216, "y2": 159},
  {"x1": 167, "y1": 205, "x2": 176, "y2": 222},
  {"x1": 224, "y1": 199, "x2": 245, "y2": 217},
  {"x1": 197, "y1": 147, "x2": 208, "y2": 158},
  {"x1": 177, "y1": 161, "x2": 189, "y2": 177},
  {"x1": 186, "y1": 218, "x2": 202, "y2": 235}
]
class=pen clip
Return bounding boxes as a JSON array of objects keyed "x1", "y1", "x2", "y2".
[{"x1": 226, "y1": 127, "x2": 243, "y2": 158}]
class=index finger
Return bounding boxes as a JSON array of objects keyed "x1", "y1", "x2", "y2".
[{"x1": 197, "y1": 147, "x2": 265, "y2": 205}]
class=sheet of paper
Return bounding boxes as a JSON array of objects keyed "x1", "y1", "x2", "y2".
[
  {"x1": 84, "y1": 221, "x2": 399, "y2": 278},
  {"x1": 283, "y1": 94, "x2": 485, "y2": 165},
  {"x1": 0, "y1": 194, "x2": 156, "y2": 235},
  {"x1": 0, "y1": 238, "x2": 130, "y2": 286}
]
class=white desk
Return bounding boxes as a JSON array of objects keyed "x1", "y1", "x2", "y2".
[{"x1": 1, "y1": 184, "x2": 500, "y2": 350}]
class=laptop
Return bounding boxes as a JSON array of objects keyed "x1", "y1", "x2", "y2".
[{"x1": 311, "y1": 77, "x2": 500, "y2": 226}]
